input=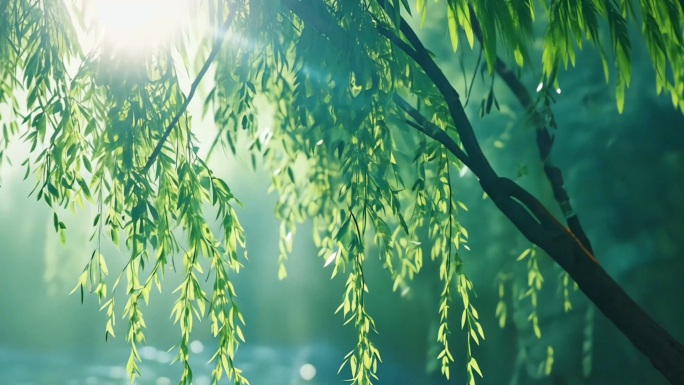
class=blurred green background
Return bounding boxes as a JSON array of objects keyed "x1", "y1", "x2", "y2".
[{"x1": 1, "y1": 9, "x2": 684, "y2": 385}]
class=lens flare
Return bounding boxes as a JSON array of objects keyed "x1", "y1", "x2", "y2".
[{"x1": 94, "y1": 0, "x2": 188, "y2": 53}]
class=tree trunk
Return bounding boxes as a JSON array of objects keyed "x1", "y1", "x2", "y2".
[
  {"x1": 540, "y1": 230, "x2": 684, "y2": 384},
  {"x1": 280, "y1": 1, "x2": 684, "y2": 382}
]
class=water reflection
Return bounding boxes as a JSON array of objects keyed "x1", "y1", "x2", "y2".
[{"x1": 0, "y1": 342, "x2": 425, "y2": 384}]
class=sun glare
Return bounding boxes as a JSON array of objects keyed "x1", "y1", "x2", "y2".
[{"x1": 94, "y1": 0, "x2": 188, "y2": 53}]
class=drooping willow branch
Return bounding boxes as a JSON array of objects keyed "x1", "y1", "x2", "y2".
[
  {"x1": 393, "y1": 93, "x2": 599, "y2": 263},
  {"x1": 281, "y1": 1, "x2": 684, "y2": 382},
  {"x1": 375, "y1": 0, "x2": 590, "y2": 242},
  {"x1": 467, "y1": 6, "x2": 594, "y2": 254},
  {"x1": 142, "y1": 6, "x2": 238, "y2": 173}
]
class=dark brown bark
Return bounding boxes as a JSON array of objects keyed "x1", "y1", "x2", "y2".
[{"x1": 279, "y1": 1, "x2": 684, "y2": 383}]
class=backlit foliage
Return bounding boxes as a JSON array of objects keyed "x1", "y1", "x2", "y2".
[{"x1": 2, "y1": 0, "x2": 683, "y2": 383}]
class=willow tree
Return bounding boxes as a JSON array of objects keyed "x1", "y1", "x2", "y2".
[{"x1": 1, "y1": 0, "x2": 683, "y2": 383}]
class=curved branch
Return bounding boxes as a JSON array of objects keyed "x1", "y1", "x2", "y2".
[
  {"x1": 499, "y1": 177, "x2": 598, "y2": 263},
  {"x1": 142, "y1": 6, "x2": 238, "y2": 173},
  {"x1": 499, "y1": 177, "x2": 557, "y2": 228},
  {"x1": 374, "y1": 8, "x2": 684, "y2": 381},
  {"x1": 382, "y1": 9, "x2": 495, "y2": 183},
  {"x1": 467, "y1": 6, "x2": 594, "y2": 254},
  {"x1": 281, "y1": 1, "x2": 684, "y2": 382},
  {"x1": 392, "y1": 93, "x2": 471, "y2": 168},
  {"x1": 373, "y1": 1, "x2": 552, "y2": 237}
]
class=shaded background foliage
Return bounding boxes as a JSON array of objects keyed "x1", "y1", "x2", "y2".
[{"x1": 1, "y1": 3, "x2": 684, "y2": 385}]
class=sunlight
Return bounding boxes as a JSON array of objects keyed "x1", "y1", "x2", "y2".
[{"x1": 94, "y1": 0, "x2": 188, "y2": 53}]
